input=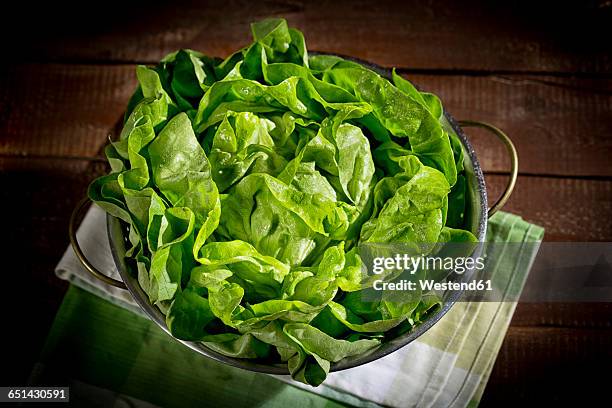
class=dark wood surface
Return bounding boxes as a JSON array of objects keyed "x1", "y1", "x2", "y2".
[{"x1": 2, "y1": 0, "x2": 611, "y2": 405}]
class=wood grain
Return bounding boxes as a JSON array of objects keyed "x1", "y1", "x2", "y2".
[
  {"x1": 7, "y1": 1, "x2": 612, "y2": 74},
  {"x1": 411, "y1": 74, "x2": 612, "y2": 178},
  {"x1": 482, "y1": 326, "x2": 612, "y2": 405},
  {"x1": 511, "y1": 303, "x2": 612, "y2": 328},
  {"x1": 2, "y1": 64, "x2": 612, "y2": 178},
  {"x1": 0, "y1": 64, "x2": 134, "y2": 157},
  {"x1": 486, "y1": 175, "x2": 612, "y2": 241}
]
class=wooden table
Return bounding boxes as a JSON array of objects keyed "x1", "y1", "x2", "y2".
[{"x1": 2, "y1": 1, "x2": 611, "y2": 404}]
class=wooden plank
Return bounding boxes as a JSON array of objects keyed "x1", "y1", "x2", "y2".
[
  {"x1": 6, "y1": 1, "x2": 612, "y2": 74},
  {"x1": 2, "y1": 65, "x2": 612, "y2": 178},
  {"x1": 0, "y1": 64, "x2": 134, "y2": 157},
  {"x1": 511, "y1": 303, "x2": 612, "y2": 328},
  {"x1": 482, "y1": 326, "x2": 612, "y2": 405},
  {"x1": 410, "y1": 74, "x2": 612, "y2": 178},
  {"x1": 486, "y1": 175, "x2": 612, "y2": 241}
]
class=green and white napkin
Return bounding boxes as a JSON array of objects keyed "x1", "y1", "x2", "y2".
[{"x1": 43, "y1": 205, "x2": 543, "y2": 407}]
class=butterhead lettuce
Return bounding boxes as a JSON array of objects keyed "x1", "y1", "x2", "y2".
[{"x1": 89, "y1": 18, "x2": 476, "y2": 386}]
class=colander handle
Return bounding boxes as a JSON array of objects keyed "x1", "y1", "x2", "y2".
[
  {"x1": 458, "y1": 120, "x2": 518, "y2": 218},
  {"x1": 69, "y1": 197, "x2": 127, "y2": 289}
]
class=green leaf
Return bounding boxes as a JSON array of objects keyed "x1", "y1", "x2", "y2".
[
  {"x1": 362, "y1": 156, "x2": 450, "y2": 247},
  {"x1": 167, "y1": 287, "x2": 216, "y2": 341},
  {"x1": 327, "y1": 301, "x2": 405, "y2": 332},
  {"x1": 323, "y1": 66, "x2": 457, "y2": 185},
  {"x1": 284, "y1": 323, "x2": 380, "y2": 370}
]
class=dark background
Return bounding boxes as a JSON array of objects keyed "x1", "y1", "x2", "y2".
[{"x1": 1, "y1": 0, "x2": 611, "y2": 405}]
